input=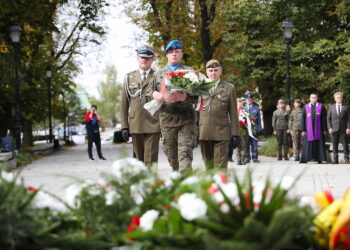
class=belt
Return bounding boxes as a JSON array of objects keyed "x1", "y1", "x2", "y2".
[{"x1": 162, "y1": 107, "x2": 193, "y2": 114}]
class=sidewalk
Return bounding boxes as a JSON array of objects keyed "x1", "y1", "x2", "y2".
[{"x1": 18, "y1": 142, "x2": 350, "y2": 200}]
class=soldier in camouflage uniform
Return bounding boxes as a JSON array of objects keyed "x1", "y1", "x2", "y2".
[
  {"x1": 120, "y1": 46, "x2": 161, "y2": 166},
  {"x1": 150, "y1": 40, "x2": 198, "y2": 172},
  {"x1": 272, "y1": 99, "x2": 290, "y2": 160},
  {"x1": 288, "y1": 99, "x2": 303, "y2": 161}
]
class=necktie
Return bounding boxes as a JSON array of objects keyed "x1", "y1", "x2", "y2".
[
  {"x1": 338, "y1": 104, "x2": 341, "y2": 115},
  {"x1": 143, "y1": 72, "x2": 147, "y2": 81}
]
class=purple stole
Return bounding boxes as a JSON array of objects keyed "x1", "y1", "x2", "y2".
[{"x1": 305, "y1": 102, "x2": 323, "y2": 141}]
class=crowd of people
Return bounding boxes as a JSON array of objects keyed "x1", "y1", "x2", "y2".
[{"x1": 84, "y1": 39, "x2": 350, "y2": 170}]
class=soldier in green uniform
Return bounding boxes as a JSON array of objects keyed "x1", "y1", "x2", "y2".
[
  {"x1": 288, "y1": 99, "x2": 303, "y2": 161},
  {"x1": 234, "y1": 98, "x2": 248, "y2": 165},
  {"x1": 150, "y1": 40, "x2": 198, "y2": 172},
  {"x1": 272, "y1": 99, "x2": 290, "y2": 160},
  {"x1": 198, "y1": 59, "x2": 240, "y2": 169},
  {"x1": 120, "y1": 46, "x2": 161, "y2": 166}
]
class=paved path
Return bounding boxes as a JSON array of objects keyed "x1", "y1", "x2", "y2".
[{"x1": 18, "y1": 138, "x2": 350, "y2": 200}]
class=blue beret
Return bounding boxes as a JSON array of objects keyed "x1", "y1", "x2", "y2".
[
  {"x1": 244, "y1": 91, "x2": 253, "y2": 99},
  {"x1": 164, "y1": 40, "x2": 183, "y2": 54}
]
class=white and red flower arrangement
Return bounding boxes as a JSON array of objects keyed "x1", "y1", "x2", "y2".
[{"x1": 238, "y1": 109, "x2": 258, "y2": 139}]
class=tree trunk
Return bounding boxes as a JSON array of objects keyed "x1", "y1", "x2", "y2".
[
  {"x1": 22, "y1": 119, "x2": 33, "y2": 147},
  {"x1": 261, "y1": 104, "x2": 274, "y2": 137}
]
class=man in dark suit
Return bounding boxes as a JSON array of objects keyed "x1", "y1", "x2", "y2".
[{"x1": 327, "y1": 92, "x2": 350, "y2": 164}]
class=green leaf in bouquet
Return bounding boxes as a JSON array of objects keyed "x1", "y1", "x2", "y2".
[
  {"x1": 168, "y1": 207, "x2": 182, "y2": 235},
  {"x1": 233, "y1": 172, "x2": 249, "y2": 215},
  {"x1": 233, "y1": 214, "x2": 266, "y2": 243},
  {"x1": 195, "y1": 218, "x2": 235, "y2": 235}
]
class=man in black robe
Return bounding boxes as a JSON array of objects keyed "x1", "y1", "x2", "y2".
[{"x1": 300, "y1": 93, "x2": 328, "y2": 163}]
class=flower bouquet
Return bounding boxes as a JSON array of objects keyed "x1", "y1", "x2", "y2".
[
  {"x1": 239, "y1": 109, "x2": 258, "y2": 140},
  {"x1": 144, "y1": 70, "x2": 215, "y2": 116}
]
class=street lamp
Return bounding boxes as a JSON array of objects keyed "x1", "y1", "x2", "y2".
[
  {"x1": 46, "y1": 65, "x2": 53, "y2": 143},
  {"x1": 10, "y1": 25, "x2": 22, "y2": 153},
  {"x1": 282, "y1": 20, "x2": 295, "y2": 105},
  {"x1": 60, "y1": 91, "x2": 66, "y2": 141}
]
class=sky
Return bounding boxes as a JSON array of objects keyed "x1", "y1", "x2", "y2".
[{"x1": 74, "y1": 3, "x2": 144, "y2": 99}]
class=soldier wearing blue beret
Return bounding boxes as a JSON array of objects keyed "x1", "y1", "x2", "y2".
[
  {"x1": 150, "y1": 40, "x2": 198, "y2": 173},
  {"x1": 243, "y1": 91, "x2": 262, "y2": 163}
]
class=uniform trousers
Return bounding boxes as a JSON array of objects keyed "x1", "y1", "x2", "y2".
[
  {"x1": 291, "y1": 130, "x2": 302, "y2": 157},
  {"x1": 161, "y1": 123, "x2": 197, "y2": 172},
  {"x1": 200, "y1": 140, "x2": 229, "y2": 169},
  {"x1": 276, "y1": 129, "x2": 288, "y2": 157},
  {"x1": 132, "y1": 133, "x2": 160, "y2": 166}
]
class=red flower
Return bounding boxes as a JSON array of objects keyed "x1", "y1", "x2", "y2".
[
  {"x1": 128, "y1": 216, "x2": 140, "y2": 232},
  {"x1": 239, "y1": 121, "x2": 245, "y2": 127},
  {"x1": 26, "y1": 186, "x2": 38, "y2": 192},
  {"x1": 207, "y1": 185, "x2": 219, "y2": 195},
  {"x1": 168, "y1": 72, "x2": 175, "y2": 77},
  {"x1": 177, "y1": 71, "x2": 185, "y2": 77},
  {"x1": 163, "y1": 205, "x2": 170, "y2": 210}
]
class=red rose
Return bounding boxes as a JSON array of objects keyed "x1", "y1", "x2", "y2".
[
  {"x1": 207, "y1": 185, "x2": 219, "y2": 195},
  {"x1": 163, "y1": 205, "x2": 170, "y2": 210},
  {"x1": 177, "y1": 71, "x2": 185, "y2": 77},
  {"x1": 26, "y1": 186, "x2": 38, "y2": 192},
  {"x1": 168, "y1": 72, "x2": 175, "y2": 77},
  {"x1": 127, "y1": 216, "x2": 140, "y2": 232},
  {"x1": 239, "y1": 121, "x2": 245, "y2": 127}
]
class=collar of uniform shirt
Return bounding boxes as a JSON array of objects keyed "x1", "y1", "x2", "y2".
[
  {"x1": 139, "y1": 68, "x2": 152, "y2": 79},
  {"x1": 215, "y1": 80, "x2": 221, "y2": 89},
  {"x1": 167, "y1": 64, "x2": 180, "y2": 71}
]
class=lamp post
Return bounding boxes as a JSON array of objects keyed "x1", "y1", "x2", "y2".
[
  {"x1": 60, "y1": 91, "x2": 66, "y2": 140},
  {"x1": 10, "y1": 25, "x2": 22, "y2": 153},
  {"x1": 46, "y1": 65, "x2": 53, "y2": 143},
  {"x1": 282, "y1": 20, "x2": 295, "y2": 105}
]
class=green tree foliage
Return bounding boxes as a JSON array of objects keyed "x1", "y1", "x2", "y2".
[
  {"x1": 122, "y1": 0, "x2": 350, "y2": 135},
  {"x1": 0, "y1": 0, "x2": 108, "y2": 146},
  {"x1": 90, "y1": 65, "x2": 122, "y2": 126}
]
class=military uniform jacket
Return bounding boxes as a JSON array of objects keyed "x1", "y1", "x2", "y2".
[
  {"x1": 151, "y1": 65, "x2": 198, "y2": 128},
  {"x1": 198, "y1": 81, "x2": 239, "y2": 140},
  {"x1": 272, "y1": 109, "x2": 289, "y2": 130},
  {"x1": 288, "y1": 109, "x2": 302, "y2": 131},
  {"x1": 120, "y1": 69, "x2": 160, "y2": 134}
]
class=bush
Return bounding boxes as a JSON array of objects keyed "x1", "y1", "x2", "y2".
[
  {"x1": 16, "y1": 152, "x2": 41, "y2": 167},
  {"x1": 259, "y1": 136, "x2": 278, "y2": 157}
]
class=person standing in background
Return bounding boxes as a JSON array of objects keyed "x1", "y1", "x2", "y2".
[
  {"x1": 300, "y1": 93, "x2": 328, "y2": 164},
  {"x1": 327, "y1": 92, "x2": 350, "y2": 164},
  {"x1": 235, "y1": 98, "x2": 249, "y2": 165},
  {"x1": 244, "y1": 91, "x2": 262, "y2": 163},
  {"x1": 272, "y1": 99, "x2": 290, "y2": 161},
  {"x1": 288, "y1": 99, "x2": 303, "y2": 161},
  {"x1": 85, "y1": 105, "x2": 106, "y2": 161}
]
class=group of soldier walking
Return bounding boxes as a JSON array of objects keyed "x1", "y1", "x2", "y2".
[
  {"x1": 120, "y1": 40, "x2": 244, "y2": 172},
  {"x1": 115, "y1": 39, "x2": 350, "y2": 171}
]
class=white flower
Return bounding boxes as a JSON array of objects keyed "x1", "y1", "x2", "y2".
[
  {"x1": 182, "y1": 176, "x2": 200, "y2": 185},
  {"x1": 184, "y1": 72, "x2": 199, "y2": 83},
  {"x1": 177, "y1": 193, "x2": 207, "y2": 221},
  {"x1": 65, "y1": 182, "x2": 87, "y2": 207},
  {"x1": 111, "y1": 158, "x2": 147, "y2": 182},
  {"x1": 164, "y1": 172, "x2": 181, "y2": 187},
  {"x1": 140, "y1": 209, "x2": 159, "y2": 231},
  {"x1": 221, "y1": 183, "x2": 238, "y2": 201},
  {"x1": 220, "y1": 203, "x2": 230, "y2": 213},
  {"x1": 105, "y1": 190, "x2": 120, "y2": 205},
  {"x1": 33, "y1": 191, "x2": 67, "y2": 212},
  {"x1": 130, "y1": 184, "x2": 145, "y2": 205},
  {"x1": 280, "y1": 176, "x2": 294, "y2": 190},
  {"x1": 1, "y1": 171, "x2": 14, "y2": 182},
  {"x1": 213, "y1": 173, "x2": 227, "y2": 186}
]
